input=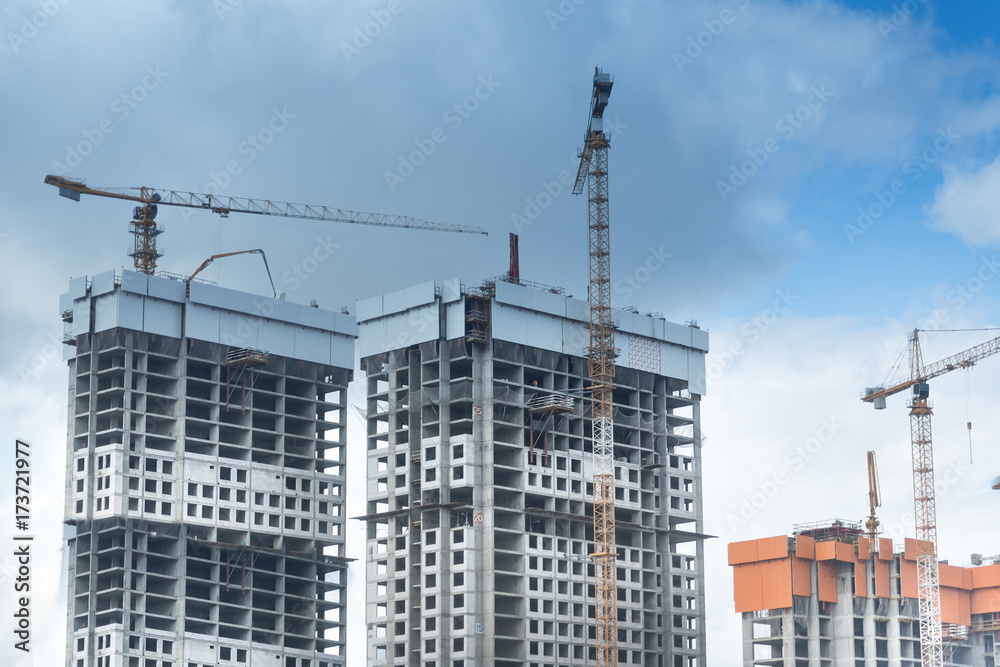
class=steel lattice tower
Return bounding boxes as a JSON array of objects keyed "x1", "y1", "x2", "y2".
[{"x1": 574, "y1": 66, "x2": 617, "y2": 667}]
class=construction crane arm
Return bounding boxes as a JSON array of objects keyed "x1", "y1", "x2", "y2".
[
  {"x1": 571, "y1": 68, "x2": 614, "y2": 196},
  {"x1": 921, "y1": 333, "x2": 1000, "y2": 379},
  {"x1": 866, "y1": 451, "x2": 880, "y2": 544},
  {"x1": 862, "y1": 331, "x2": 1000, "y2": 404},
  {"x1": 189, "y1": 249, "x2": 276, "y2": 298},
  {"x1": 573, "y1": 144, "x2": 593, "y2": 196},
  {"x1": 44, "y1": 175, "x2": 488, "y2": 236},
  {"x1": 862, "y1": 378, "x2": 919, "y2": 404}
]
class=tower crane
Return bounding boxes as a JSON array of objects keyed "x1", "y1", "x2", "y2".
[
  {"x1": 44, "y1": 175, "x2": 487, "y2": 275},
  {"x1": 865, "y1": 450, "x2": 881, "y2": 547},
  {"x1": 862, "y1": 329, "x2": 1000, "y2": 667},
  {"x1": 573, "y1": 66, "x2": 617, "y2": 667}
]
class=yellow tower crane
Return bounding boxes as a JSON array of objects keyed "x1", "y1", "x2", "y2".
[
  {"x1": 865, "y1": 450, "x2": 881, "y2": 546},
  {"x1": 44, "y1": 174, "x2": 487, "y2": 275},
  {"x1": 863, "y1": 329, "x2": 1000, "y2": 667},
  {"x1": 573, "y1": 66, "x2": 617, "y2": 667}
]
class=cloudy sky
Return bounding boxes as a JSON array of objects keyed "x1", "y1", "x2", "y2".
[{"x1": 2, "y1": 1, "x2": 1000, "y2": 665}]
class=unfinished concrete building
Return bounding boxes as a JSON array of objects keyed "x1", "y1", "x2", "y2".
[
  {"x1": 358, "y1": 277, "x2": 709, "y2": 667},
  {"x1": 729, "y1": 521, "x2": 1000, "y2": 667},
  {"x1": 60, "y1": 269, "x2": 355, "y2": 667}
]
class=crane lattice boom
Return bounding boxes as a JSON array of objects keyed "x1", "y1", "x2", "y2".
[
  {"x1": 44, "y1": 175, "x2": 486, "y2": 275},
  {"x1": 575, "y1": 66, "x2": 617, "y2": 667}
]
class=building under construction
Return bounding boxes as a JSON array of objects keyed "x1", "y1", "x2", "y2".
[
  {"x1": 729, "y1": 521, "x2": 1000, "y2": 666},
  {"x1": 60, "y1": 268, "x2": 355, "y2": 667},
  {"x1": 357, "y1": 276, "x2": 709, "y2": 666}
]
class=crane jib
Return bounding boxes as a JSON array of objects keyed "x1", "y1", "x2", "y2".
[{"x1": 44, "y1": 173, "x2": 486, "y2": 274}]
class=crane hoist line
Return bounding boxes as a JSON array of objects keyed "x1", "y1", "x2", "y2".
[{"x1": 44, "y1": 174, "x2": 487, "y2": 276}]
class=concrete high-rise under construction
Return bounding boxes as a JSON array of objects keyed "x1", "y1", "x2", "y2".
[
  {"x1": 358, "y1": 276, "x2": 710, "y2": 666},
  {"x1": 729, "y1": 521, "x2": 1000, "y2": 666},
  {"x1": 60, "y1": 268, "x2": 355, "y2": 667}
]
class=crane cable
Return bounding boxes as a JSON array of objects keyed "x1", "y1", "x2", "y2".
[
  {"x1": 882, "y1": 340, "x2": 908, "y2": 388},
  {"x1": 964, "y1": 367, "x2": 973, "y2": 463}
]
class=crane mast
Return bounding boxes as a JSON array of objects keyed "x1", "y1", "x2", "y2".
[
  {"x1": 574, "y1": 66, "x2": 617, "y2": 667},
  {"x1": 863, "y1": 328, "x2": 1000, "y2": 667},
  {"x1": 44, "y1": 175, "x2": 487, "y2": 275}
]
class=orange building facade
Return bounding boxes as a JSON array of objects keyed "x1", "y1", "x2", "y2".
[{"x1": 729, "y1": 522, "x2": 1000, "y2": 666}]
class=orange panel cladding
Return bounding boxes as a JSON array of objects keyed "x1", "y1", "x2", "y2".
[
  {"x1": 972, "y1": 564, "x2": 1000, "y2": 589},
  {"x1": 733, "y1": 562, "x2": 764, "y2": 613},
  {"x1": 816, "y1": 541, "x2": 837, "y2": 561},
  {"x1": 904, "y1": 537, "x2": 934, "y2": 561},
  {"x1": 792, "y1": 558, "x2": 812, "y2": 597},
  {"x1": 835, "y1": 541, "x2": 855, "y2": 562},
  {"x1": 795, "y1": 534, "x2": 815, "y2": 559},
  {"x1": 940, "y1": 564, "x2": 971, "y2": 590},
  {"x1": 760, "y1": 558, "x2": 793, "y2": 610},
  {"x1": 971, "y1": 587, "x2": 1000, "y2": 614},
  {"x1": 854, "y1": 561, "x2": 867, "y2": 598},
  {"x1": 817, "y1": 562, "x2": 837, "y2": 603},
  {"x1": 940, "y1": 586, "x2": 971, "y2": 626},
  {"x1": 728, "y1": 539, "x2": 759, "y2": 566},
  {"x1": 874, "y1": 559, "x2": 890, "y2": 599},
  {"x1": 900, "y1": 558, "x2": 918, "y2": 599},
  {"x1": 878, "y1": 537, "x2": 893, "y2": 560},
  {"x1": 758, "y1": 535, "x2": 789, "y2": 561},
  {"x1": 857, "y1": 537, "x2": 870, "y2": 561}
]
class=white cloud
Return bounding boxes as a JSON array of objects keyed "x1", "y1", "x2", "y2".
[{"x1": 928, "y1": 156, "x2": 1000, "y2": 246}]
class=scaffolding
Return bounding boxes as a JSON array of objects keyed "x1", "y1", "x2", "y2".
[
  {"x1": 527, "y1": 392, "x2": 575, "y2": 464},
  {"x1": 225, "y1": 347, "x2": 269, "y2": 411}
]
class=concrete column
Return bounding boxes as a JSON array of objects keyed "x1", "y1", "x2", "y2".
[
  {"x1": 808, "y1": 563, "x2": 822, "y2": 667},
  {"x1": 471, "y1": 339, "x2": 494, "y2": 665},
  {"x1": 833, "y1": 562, "x2": 856, "y2": 661},
  {"x1": 741, "y1": 614, "x2": 756, "y2": 664}
]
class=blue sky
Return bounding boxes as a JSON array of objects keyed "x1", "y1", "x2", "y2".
[{"x1": 2, "y1": 1, "x2": 1000, "y2": 665}]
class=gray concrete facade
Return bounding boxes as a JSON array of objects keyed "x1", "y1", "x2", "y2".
[
  {"x1": 358, "y1": 277, "x2": 710, "y2": 667},
  {"x1": 61, "y1": 269, "x2": 356, "y2": 667}
]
